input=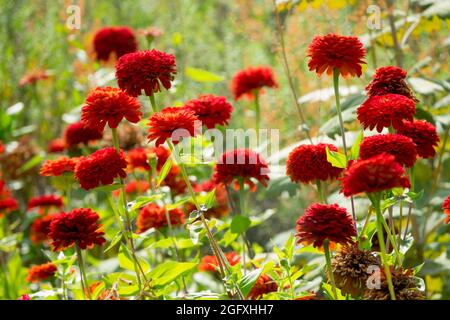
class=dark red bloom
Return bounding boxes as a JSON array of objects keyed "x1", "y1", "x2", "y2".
[
  {"x1": 198, "y1": 252, "x2": 241, "y2": 272},
  {"x1": 295, "y1": 203, "x2": 356, "y2": 248},
  {"x1": 443, "y1": 196, "x2": 450, "y2": 224},
  {"x1": 64, "y1": 122, "x2": 103, "y2": 148},
  {"x1": 397, "y1": 120, "x2": 440, "y2": 158},
  {"x1": 113, "y1": 180, "x2": 150, "y2": 197},
  {"x1": 231, "y1": 66, "x2": 278, "y2": 100},
  {"x1": 184, "y1": 95, "x2": 233, "y2": 129},
  {"x1": 26, "y1": 263, "x2": 57, "y2": 283},
  {"x1": 213, "y1": 149, "x2": 270, "y2": 191},
  {"x1": 365, "y1": 66, "x2": 418, "y2": 102},
  {"x1": 147, "y1": 107, "x2": 198, "y2": 147},
  {"x1": 40, "y1": 156, "x2": 80, "y2": 177},
  {"x1": 161, "y1": 165, "x2": 188, "y2": 196},
  {"x1": 286, "y1": 143, "x2": 343, "y2": 184},
  {"x1": 28, "y1": 194, "x2": 64, "y2": 210},
  {"x1": 0, "y1": 141, "x2": 4, "y2": 154},
  {"x1": 126, "y1": 147, "x2": 151, "y2": 171},
  {"x1": 47, "y1": 138, "x2": 65, "y2": 153},
  {"x1": 307, "y1": 34, "x2": 366, "y2": 77},
  {"x1": 247, "y1": 274, "x2": 278, "y2": 300},
  {"x1": 341, "y1": 154, "x2": 410, "y2": 197},
  {"x1": 30, "y1": 214, "x2": 57, "y2": 244},
  {"x1": 136, "y1": 203, "x2": 185, "y2": 233},
  {"x1": 150, "y1": 146, "x2": 170, "y2": 170},
  {"x1": 0, "y1": 180, "x2": 11, "y2": 199},
  {"x1": 49, "y1": 208, "x2": 106, "y2": 251},
  {"x1": 81, "y1": 87, "x2": 142, "y2": 132},
  {"x1": 0, "y1": 198, "x2": 18, "y2": 216},
  {"x1": 18, "y1": 294, "x2": 30, "y2": 300},
  {"x1": 74, "y1": 147, "x2": 127, "y2": 190},
  {"x1": 357, "y1": 94, "x2": 416, "y2": 132},
  {"x1": 116, "y1": 49, "x2": 177, "y2": 97},
  {"x1": 93, "y1": 26, "x2": 137, "y2": 61},
  {"x1": 359, "y1": 134, "x2": 417, "y2": 168}
]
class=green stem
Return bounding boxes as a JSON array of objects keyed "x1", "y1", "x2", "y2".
[
  {"x1": 316, "y1": 180, "x2": 326, "y2": 203},
  {"x1": 253, "y1": 90, "x2": 260, "y2": 132},
  {"x1": 323, "y1": 239, "x2": 337, "y2": 300},
  {"x1": 359, "y1": 206, "x2": 373, "y2": 242},
  {"x1": 75, "y1": 245, "x2": 91, "y2": 300},
  {"x1": 380, "y1": 215, "x2": 403, "y2": 266},
  {"x1": 149, "y1": 94, "x2": 158, "y2": 114},
  {"x1": 238, "y1": 178, "x2": 247, "y2": 274}
]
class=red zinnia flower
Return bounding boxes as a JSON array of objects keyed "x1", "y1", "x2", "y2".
[
  {"x1": 19, "y1": 69, "x2": 49, "y2": 87},
  {"x1": 307, "y1": 34, "x2": 366, "y2": 77},
  {"x1": 150, "y1": 145, "x2": 170, "y2": 170},
  {"x1": 40, "y1": 156, "x2": 80, "y2": 177},
  {"x1": 49, "y1": 208, "x2": 106, "y2": 251},
  {"x1": 30, "y1": 214, "x2": 57, "y2": 244},
  {"x1": 0, "y1": 180, "x2": 11, "y2": 199},
  {"x1": 295, "y1": 203, "x2": 356, "y2": 248},
  {"x1": 113, "y1": 180, "x2": 150, "y2": 197},
  {"x1": 247, "y1": 274, "x2": 278, "y2": 300},
  {"x1": 161, "y1": 165, "x2": 188, "y2": 196},
  {"x1": 357, "y1": 94, "x2": 416, "y2": 132},
  {"x1": 74, "y1": 147, "x2": 127, "y2": 190},
  {"x1": 184, "y1": 95, "x2": 233, "y2": 129},
  {"x1": 359, "y1": 134, "x2": 417, "y2": 168},
  {"x1": 28, "y1": 194, "x2": 64, "y2": 211},
  {"x1": 0, "y1": 198, "x2": 18, "y2": 216},
  {"x1": 136, "y1": 203, "x2": 185, "y2": 233},
  {"x1": 126, "y1": 147, "x2": 151, "y2": 171},
  {"x1": 397, "y1": 120, "x2": 440, "y2": 158},
  {"x1": 230, "y1": 66, "x2": 277, "y2": 100},
  {"x1": 189, "y1": 180, "x2": 229, "y2": 219},
  {"x1": 147, "y1": 107, "x2": 198, "y2": 147},
  {"x1": 198, "y1": 252, "x2": 241, "y2": 272},
  {"x1": 26, "y1": 263, "x2": 57, "y2": 283},
  {"x1": 81, "y1": 87, "x2": 142, "y2": 132},
  {"x1": 116, "y1": 49, "x2": 177, "y2": 97},
  {"x1": 47, "y1": 138, "x2": 65, "y2": 153},
  {"x1": 365, "y1": 66, "x2": 418, "y2": 102},
  {"x1": 0, "y1": 141, "x2": 5, "y2": 154},
  {"x1": 213, "y1": 149, "x2": 270, "y2": 190},
  {"x1": 442, "y1": 196, "x2": 450, "y2": 224},
  {"x1": 93, "y1": 26, "x2": 137, "y2": 61},
  {"x1": 18, "y1": 294, "x2": 30, "y2": 300},
  {"x1": 341, "y1": 153, "x2": 410, "y2": 197},
  {"x1": 64, "y1": 122, "x2": 103, "y2": 148},
  {"x1": 286, "y1": 143, "x2": 343, "y2": 184}
]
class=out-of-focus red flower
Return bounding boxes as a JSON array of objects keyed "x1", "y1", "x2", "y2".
[
  {"x1": 28, "y1": 194, "x2": 64, "y2": 211},
  {"x1": 0, "y1": 198, "x2": 18, "y2": 217},
  {"x1": 64, "y1": 122, "x2": 103, "y2": 148},
  {"x1": 357, "y1": 94, "x2": 416, "y2": 132},
  {"x1": 26, "y1": 263, "x2": 57, "y2": 283},
  {"x1": 49, "y1": 208, "x2": 106, "y2": 251},
  {"x1": 0, "y1": 141, "x2": 4, "y2": 154},
  {"x1": 136, "y1": 203, "x2": 185, "y2": 233},
  {"x1": 366, "y1": 66, "x2": 418, "y2": 102},
  {"x1": 150, "y1": 145, "x2": 170, "y2": 170},
  {"x1": 81, "y1": 87, "x2": 142, "y2": 132},
  {"x1": 184, "y1": 95, "x2": 233, "y2": 129},
  {"x1": 40, "y1": 156, "x2": 80, "y2": 177},
  {"x1": 30, "y1": 214, "x2": 57, "y2": 244},
  {"x1": 18, "y1": 294, "x2": 30, "y2": 300},
  {"x1": 443, "y1": 196, "x2": 450, "y2": 224},
  {"x1": 307, "y1": 34, "x2": 366, "y2": 77},
  {"x1": 147, "y1": 107, "x2": 198, "y2": 147},
  {"x1": 93, "y1": 26, "x2": 137, "y2": 61},
  {"x1": 126, "y1": 147, "x2": 151, "y2": 171},
  {"x1": 247, "y1": 274, "x2": 278, "y2": 300},
  {"x1": 296, "y1": 203, "x2": 356, "y2": 248},
  {"x1": 19, "y1": 69, "x2": 49, "y2": 87},
  {"x1": 341, "y1": 154, "x2": 410, "y2": 197},
  {"x1": 213, "y1": 149, "x2": 270, "y2": 191},
  {"x1": 116, "y1": 49, "x2": 177, "y2": 97},
  {"x1": 286, "y1": 143, "x2": 343, "y2": 184},
  {"x1": 230, "y1": 66, "x2": 277, "y2": 100},
  {"x1": 359, "y1": 134, "x2": 417, "y2": 168},
  {"x1": 0, "y1": 180, "x2": 12, "y2": 199},
  {"x1": 113, "y1": 180, "x2": 150, "y2": 197},
  {"x1": 138, "y1": 26, "x2": 163, "y2": 41},
  {"x1": 161, "y1": 165, "x2": 188, "y2": 196},
  {"x1": 397, "y1": 120, "x2": 440, "y2": 158},
  {"x1": 188, "y1": 180, "x2": 229, "y2": 219},
  {"x1": 74, "y1": 147, "x2": 127, "y2": 190},
  {"x1": 47, "y1": 138, "x2": 65, "y2": 153},
  {"x1": 198, "y1": 252, "x2": 241, "y2": 272}
]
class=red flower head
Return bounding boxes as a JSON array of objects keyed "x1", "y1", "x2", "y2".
[
  {"x1": 359, "y1": 134, "x2": 417, "y2": 168},
  {"x1": 213, "y1": 149, "x2": 270, "y2": 191},
  {"x1": 198, "y1": 252, "x2": 241, "y2": 272},
  {"x1": 149, "y1": 145, "x2": 170, "y2": 170},
  {"x1": 93, "y1": 26, "x2": 137, "y2": 61},
  {"x1": 0, "y1": 180, "x2": 12, "y2": 199},
  {"x1": 19, "y1": 69, "x2": 49, "y2": 87},
  {"x1": 442, "y1": 196, "x2": 450, "y2": 224},
  {"x1": 230, "y1": 66, "x2": 278, "y2": 100},
  {"x1": 30, "y1": 214, "x2": 57, "y2": 244},
  {"x1": 189, "y1": 180, "x2": 230, "y2": 219},
  {"x1": 0, "y1": 198, "x2": 18, "y2": 216},
  {"x1": 161, "y1": 165, "x2": 188, "y2": 196},
  {"x1": 136, "y1": 203, "x2": 185, "y2": 233},
  {"x1": 47, "y1": 138, "x2": 65, "y2": 153},
  {"x1": 295, "y1": 203, "x2": 356, "y2": 248},
  {"x1": 286, "y1": 143, "x2": 343, "y2": 184},
  {"x1": 49, "y1": 208, "x2": 106, "y2": 251},
  {"x1": 357, "y1": 94, "x2": 416, "y2": 132},
  {"x1": 397, "y1": 120, "x2": 440, "y2": 158},
  {"x1": 74, "y1": 147, "x2": 127, "y2": 190},
  {"x1": 147, "y1": 107, "x2": 198, "y2": 147},
  {"x1": 184, "y1": 95, "x2": 233, "y2": 129},
  {"x1": 28, "y1": 194, "x2": 64, "y2": 211},
  {"x1": 18, "y1": 294, "x2": 30, "y2": 300},
  {"x1": 64, "y1": 122, "x2": 103, "y2": 148},
  {"x1": 247, "y1": 274, "x2": 278, "y2": 300},
  {"x1": 0, "y1": 141, "x2": 4, "y2": 154},
  {"x1": 40, "y1": 156, "x2": 80, "y2": 177},
  {"x1": 115, "y1": 49, "x2": 177, "y2": 97},
  {"x1": 113, "y1": 180, "x2": 150, "y2": 197},
  {"x1": 366, "y1": 66, "x2": 418, "y2": 102},
  {"x1": 307, "y1": 34, "x2": 366, "y2": 77},
  {"x1": 126, "y1": 147, "x2": 151, "y2": 171},
  {"x1": 341, "y1": 153, "x2": 410, "y2": 197},
  {"x1": 81, "y1": 87, "x2": 142, "y2": 132},
  {"x1": 26, "y1": 263, "x2": 57, "y2": 283}
]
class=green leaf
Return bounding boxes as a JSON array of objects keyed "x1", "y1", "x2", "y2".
[
  {"x1": 322, "y1": 283, "x2": 346, "y2": 300},
  {"x1": 147, "y1": 261, "x2": 197, "y2": 287},
  {"x1": 18, "y1": 154, "x2": 42, "y2": 174},
  {"x1": 185, "y1": 67, "x2": 223, "y2": 83},
  {"x1": 166, "y1": 196, "x2": 191, "y2": 211},
  {"x1": 382, "y1": 197, "x2": 399, "y2": 210},
  {"x1": 349, "y1": 130, "x2": 363, "y2": 160},
  {"x1": 128, "y1": 194, "x2": 163, "y2": 212},
  {"x1": 325, "y1": 146, "x2": 347, "y2": 169},
  {"x1": 92, "y1": 183, "x2": 124, "y2": 193},
  {"x1": 239, "y1": 268, "x2": 264, "y2": 297},
  {"x1": 118, "y1": 244, "x2": 135, "y2": 271},
  {"x1": 198, "y1": 189, "x2": 216, "y2": 210},
  {"x1": 156, "y1": 158, "x2": 172, "y2": 187},
  {"x1": 230, "y1": 215, "x2": 251, "y2": 235},
  {"x1": 104, "y1": 231, "x2": 123, "y2": 253},
  {"x1": 189, "y1": 220, "x2": 206, "y2": 244}
]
